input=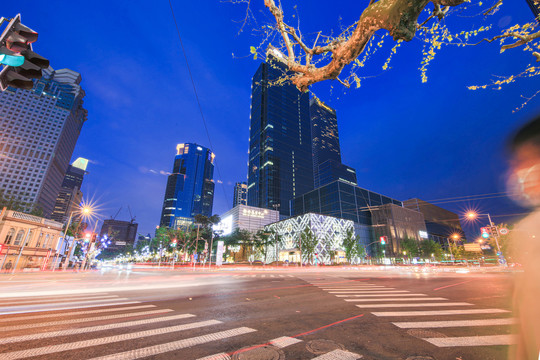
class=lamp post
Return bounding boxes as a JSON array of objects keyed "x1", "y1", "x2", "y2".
[
  {"x1": 446, "y1": 233, "x2": 460, "y2": 263},
  {"x1": 63, "y1": 206, "x2": 93, "y2": 271},
  {"x1": 466, "y1": 212, "x2": 506, "y2": 266}
]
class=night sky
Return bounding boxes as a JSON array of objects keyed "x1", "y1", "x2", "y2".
[{"x1": 3, "y1": 1, "x2": 539, "y2": 238}]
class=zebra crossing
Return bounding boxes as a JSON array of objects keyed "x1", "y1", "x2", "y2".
[
  {"x1": 0, "y1": 291, "x2": 362, "y2": 359},
  {"x1": 309, "y1": 279, "x2": 518, "y2": 349}
]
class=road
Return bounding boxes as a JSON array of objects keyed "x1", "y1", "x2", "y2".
[{"x1": 0, "y1": 267, "x2": 516, "y2": 360}]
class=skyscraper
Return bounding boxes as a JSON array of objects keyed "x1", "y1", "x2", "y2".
[
  {"x1": 160, "y1": 143, "x2": 215, "y2": 228},
  {"x1": 233, "y1": 182, "x2": 247, "y2": 207},
  {"x1": 310, "y1": 97, "x2": 357, "y2": 188},
  {"x1": 0, "y1": 67, "x2": 87, "y2": 216},
  {"x1": 247, "y1": 52, "x2": 313, "y2": 216},
  {"x1": 50, "y1": 157, "x2": 88, "y2": 223}
]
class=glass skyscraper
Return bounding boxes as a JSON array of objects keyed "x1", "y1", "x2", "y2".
[
  {"x1": 51, "y1": 157, "x2": 88, "y2": 223},
  {"x1": 233, "y1": 182, "x2": 247, "y2": 207},
  {"x1": 247, "y1": 53, "x2": 313, "y2": 217},
  {"x1": 0, "y1": 67, "x2": 87, "y2": 216},
  {"x1": 160, "y1": 143, "x2": 215, "y2": 228},
  {"x1": 310, "y1": 98, "x2": 357, "y2": 188}
]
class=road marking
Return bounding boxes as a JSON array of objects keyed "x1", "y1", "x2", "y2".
[
  {"x1": 88, "y1": 327, "x2": 257, "y2": 360},
  {"x1": 261, "y1": 275, "x2": 266, "y2": 278},
  {"x1": 251, "y1": 275, "x2": 256, "y2": 278},
  {"x1": 279, "y1": 275, "x2": 285, "y2": 277},
  {"x1": 345, "y1": 297, "x2": 447, "y2": 302},
  {"x1": 0, "y1": 319, "x2": 221, "y2": 359},
  {"x1": 197, "y1": 353, "x2": 231, "y2": 360},
  {"x1": 0, "y1": 305, "x2": 155, "y2": 322},
  {"x1": 424, "y1": 334, "x2": 518, "y2": 347},
  {"x1": 433, "y1": 280, "x2": 473, "y2": 291},
  {"x1": 311, "y1": 349, "x2": 363, "y2": 359},
  {"x1": 356, "y1": 302, "x2": 472, "y2": 308},
  {"x1": 393, "y1": 318, "x2": 519, "y2": 328},
  {"x1": 0, "y1": 313, "x2": 197, "y2": 345},
  {"x1": 270, "y1": 275, "x2": 275, "y2": 278},
  {"x1": 287, "y1": 275, "x2": 294, "y2": 277},
  {"x1": 0, "y1": 297, "x2": 130, "y2": 311},
  {"x1": 269, "y1": 336, "x2": 303, "y2": 348},
  {"x1": 320, "y1": 287, "x2": 385, "y2": 289},
  {"x1": 329, "y1": 291, "x2": 409, "y2": 294},
  {"x1": 0, "y1": 301, "x2": 142, "y2": 316},
  {"x1": 0, "y1": 309, "x2": 174, "y2": 332},
  {"x1": 373, "y1": 309, "x2": 510, "y2": 317},
  {"x1": 335, "y1": 294, "x2": 427, "y2": 298},
  {"x1": 0, "y1": 295, "x2": 119, "y2": 306}
]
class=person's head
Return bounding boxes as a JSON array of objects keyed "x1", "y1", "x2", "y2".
[{"x1": 508, "y1": 115, "x2": 540, "y2": 208}]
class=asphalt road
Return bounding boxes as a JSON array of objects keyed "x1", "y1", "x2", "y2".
[{"x1": 0, "y1": 267, "x2": 516, "y2": 360}]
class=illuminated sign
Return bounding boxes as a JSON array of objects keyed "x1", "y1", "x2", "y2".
[
  {"x1": 213, "y1": 215, "x2": 233, "y2": 236},
  {"x1": 242, "y1": 208, "x2": 268, "y2": 219},
  {"x1": 419, "y1": 231, "x2": 428, "y2": 239}
]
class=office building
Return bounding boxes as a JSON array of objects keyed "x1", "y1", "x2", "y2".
[
  {"x1": 403, "y1": 198, "x2": 464, "y2": 248},
  {"x1": 50, "y1": 158, "x2": 88, "y2": 224},
  {"x1": 214, "y1": 204, "x2": 280, "y2": 236},
  {"x1": 0, "y1": 67, "x2": 88, "y2": 216},
  {"x1": 160, "y1": 143, "x2": 215, "y2": 228},
  {"x1": 290, "y1": 180, "x2": 427, "y2": 255},
  {"x1": 99, "y1": 219, "x2": 138, "y2": 249},
  {"x1": 526, "y1": 0, "x2": 539, "y2": 18},
  {"x1": 247, "y1": 51, "x2": 313, "y2": 217},
  {"x1": 310, "y1": 98, "x2": 357, "y2": 187},
  {"x1": 233, "y1": 182, "x2": 248, "y2": 207}
]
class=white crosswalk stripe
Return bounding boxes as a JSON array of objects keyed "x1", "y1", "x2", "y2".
[
  {"x1": 88, "y1": 327, "x2": 257, "y2": 360},
  {"x1": 0, "y1": 301, "x2": 141, "y2": 315},
  {"x1": 0, "y1": 297, "x2": 130, "y2": 313},
  {"x1": 311, "y1": 349, "x2": 363, "y2": 359},
  {"x1": 356, "y1": 302, "x2": 472, "y2": 308},
  {"x1": 392, "y1": 318, "x2": 518, "y2": 328},
  {"x1": 0, "y1": 319, "x2": 222, "y2": 359},
  {"x1": 373, "y1": 309, "x2": 510, "y2": 317},
  {"x1": 269, "y1": 336, "x2": 303, "y2": 348},
  {"x1": 345, "y1": 297, "x2": 447, "y2": 302},
  {"x1": 329, "y1": 291, "x2": 409, "y2": 294},
  {"x1": 0, "y1": 313, "x2": 195, "y2": 345},
  {"x1": 0, "y1": 294, "x2": 119, "y2": 306},
  {"x1": 0, "y1": 304, "x2": 155, "y2": 322},
  {"x1": 337, "y1": 294, "x2": 428, "y2": 298},
  {"x1": 424, "y1": 335, "x2": 518, "y2": 347},
  {"x1": 197, "y1": 353, "x2": 231, "y2": 360},
  {"x1": 0, "y1": 308, "x2": 174, "y2": 332}
]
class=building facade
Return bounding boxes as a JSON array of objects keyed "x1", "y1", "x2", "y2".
[
  {"x1": 403, "y1": 198, "x2": 464, "y2": 248},
  {"x1": 160, "y1": 143, "x2": 215, "y2": 228},
  {"x1": 214, "y1": 204, "x2": 280, "y2": 236},
  {"x1": 50, "y1": 157, "x2": 88, "y2": 224},
  {"x1": 310, "y1": 98, "x2": 357, "y2": 188},
  {"x1": 0, "y1": 68, "x2": 87, "y2": 216},
  {"x1": 247, "y1": 53, "x2": 313, "y2": 217},
  {"x1": 264, "y1": 213, "x2": 355, "y2": 265},
  {"x1": 233, "y1": 182, "x2": 247, "y2": 207},
  {"x1": 99, "y1": 219, "x2": 138, "y2": 249},
  {"x1": 0, "y1": 207, "x2": 64, "y2": 271}
]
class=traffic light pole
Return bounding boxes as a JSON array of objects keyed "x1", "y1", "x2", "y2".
[{"x1": 486, "y1": 214, "x2": 506, "y2": 266}]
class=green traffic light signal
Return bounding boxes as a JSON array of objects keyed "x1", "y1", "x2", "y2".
[{"x1": 0, "y1": 53, "x2": 24, "y2": 67}]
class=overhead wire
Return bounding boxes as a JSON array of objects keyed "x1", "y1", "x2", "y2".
[{"x1": 167, "y1": 0, "x2": 230, "y2": 208}]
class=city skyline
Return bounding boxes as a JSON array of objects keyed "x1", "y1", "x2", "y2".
[{"x1": 1, "y1": 2, "x2": 539, "y2": 237}]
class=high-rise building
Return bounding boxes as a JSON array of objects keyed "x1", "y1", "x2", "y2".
[
  {"x1": 0, "y1": 67, "x2": 87, "y2": 216},
  {"x1": 310, "y1": 97, "x2": 357, "y2": 188},
  {"x1": 50, "y1": 158, "x2": 88, "y2": 224},
  {"x1": 160, "y1": 143, "x2": 215, "y2": 228},
  {"x1": 247, "y1": 52, "x2": 313, "y2": 217},
  {"x1": 526, "y1": 0, "x2": 539, "y2": 18},
  {"x1": 233, "y1": 182, "x2": 247, "y2": 207}
]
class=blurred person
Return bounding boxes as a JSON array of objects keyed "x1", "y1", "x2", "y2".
[{"x1": 508, "y1": 116, "x2": 540, "y2": 360}]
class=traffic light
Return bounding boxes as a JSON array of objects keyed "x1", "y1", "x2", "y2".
[
  {"x1": 380, "y1": 236, "x2": 387, "y2": 245},
  {"x1": 84, "y1": 232, "x2": 91, "y2": 243},
  {"x1": 171, "y1": 239, "x2": 177, "y2": 247},
  {"x1": 480, "y1": 227, "x2": 491, "y2": 239},
  {"x1": 0, "y1": 14, "x2": 49, "y2": 91}
]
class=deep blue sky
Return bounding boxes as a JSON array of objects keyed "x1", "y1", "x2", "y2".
[{"x1": 3, "y1": 1, "x2": 540, "y2": 238}]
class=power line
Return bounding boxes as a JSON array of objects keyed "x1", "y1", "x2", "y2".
[{"x1": 167, "y1": 0, "x2": 230, "y2": 208}]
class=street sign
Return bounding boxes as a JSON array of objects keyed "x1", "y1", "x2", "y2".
[
  {"x1": 464, "y1": 243, "x2": 482, "y2": 253},
  {"x1": 499, "y1": 228, "x2": 509, "y2": 235}
]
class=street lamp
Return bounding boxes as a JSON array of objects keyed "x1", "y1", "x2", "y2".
[
  {"x1": 465, "y1": 211, "x2": 506, "y2": 266},
  {"x1": 62, "y1": 204, "x2": 94, "y2": 271}
]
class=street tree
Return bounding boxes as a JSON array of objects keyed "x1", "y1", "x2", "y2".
[
  {"x1": 400, "y1": 237, "x2": 420, "y2": 258},
  {"x1": 297, "y1": 227, "x2": 318, "y2": 264},
  {"x1": 255, "y1": 229, "x2": 272, "y2": 263},
  {"x1": 419, "y1": 238, "x2": 443, "y2": 260},
  {"x1": 235, "y1": 0, "x2": 540, "y2": 109},
  {"x1": 342, "y1": 228, "x2": 359, "y2": 264}
]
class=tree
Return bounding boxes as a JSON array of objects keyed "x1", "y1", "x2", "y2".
[
  {"x1": 0, "y1": 190, "x2": 44, "y2": 216},
  {"x1": 297, "y1": 227, "x2": 318, "y2": 264},
  {"x1": 255, "y1": 229, "x2": 272, "y2": 263},
  {"x1": 419, "y1": 239, "x2": 443, "y2": 260},
  {"x1": 236, "y1": 0, "x2": 540, "y2": 109},
  {"x1": 400, "y1": 237, "x2": 420, "y2": 258},
  {"x1": 343, "y1": 228, "x2": 359, "y2": 264}
]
